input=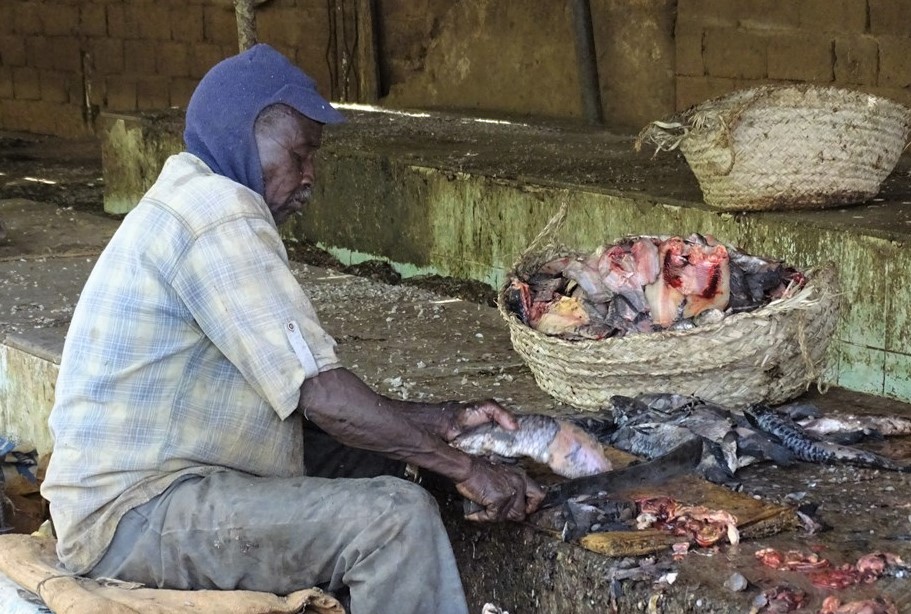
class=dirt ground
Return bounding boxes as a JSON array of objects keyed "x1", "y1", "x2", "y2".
[{"x1": 2, "y1": 131, "x2": 911, "y2": 613}]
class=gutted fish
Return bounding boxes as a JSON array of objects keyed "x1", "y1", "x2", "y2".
[
  {"x1": 744, "y1": 405, "x2": 908, "y2": 472},
  {"x1": 507, "y1": 234, "x2": 804, "y2": 340},
  {"x1": 451, "y1": 414, "x2": 612, "y2": 479}
]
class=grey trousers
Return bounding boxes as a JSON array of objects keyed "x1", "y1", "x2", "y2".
[{"x1": 88, "y1": 427, "x2": 470, "y2": 614}]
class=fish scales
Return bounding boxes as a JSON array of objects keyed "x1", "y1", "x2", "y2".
[{"x1": 451, "y1": 414, "x2": 612, "y2": 478}]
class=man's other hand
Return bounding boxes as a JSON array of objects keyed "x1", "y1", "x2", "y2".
[
  {"x1": 438, "y1": 399, "x2": 518, "y2": 443},
  {"x1": 456, "y1": 458, "x2": 544, "y2": 522}
]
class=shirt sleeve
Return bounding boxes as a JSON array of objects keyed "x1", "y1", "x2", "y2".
[{"x1": 170, "y1": 214, "x2": 340, "y2": 419}]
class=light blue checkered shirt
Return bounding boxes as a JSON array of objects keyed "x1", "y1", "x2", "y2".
[{"x1": 41, "y1": 153, "x2": 340, "y2": 573}]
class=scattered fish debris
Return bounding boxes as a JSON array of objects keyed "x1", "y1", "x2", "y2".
[
  {"x1": 506, "y1": 234, "x2": 804, "y2": 339},
  {"x1": 819, "y1": 595, "x2": 900, "y2": 614},
  {"x1": 755, "y1": 548, "x2": 908, "y2": 590},
  {"x1": 636, "y1": 496, "x2": 739, "y2": 547},
  {"x1": 570, "y1": 394, "x2": 909, "y2": 485}
]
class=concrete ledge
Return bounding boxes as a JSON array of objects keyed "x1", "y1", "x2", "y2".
[
  {"x1": 98, "y1": 107, "x2": 911, "y2": 403},
  {"x1": 0, "y1": 343, "x2": 58, "y2": 459}
]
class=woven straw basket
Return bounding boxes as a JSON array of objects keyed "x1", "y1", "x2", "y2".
[
  {"x1": 637, "y1": 85, "x2": 911, "y2": 211},
  {"x1": 497, "y1": 210, "x2": 841, "y2": 411}
]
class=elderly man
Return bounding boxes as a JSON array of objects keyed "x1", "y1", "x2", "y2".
[{"x1": 41, "y1": 44, "x2": 543, "y2": 614}]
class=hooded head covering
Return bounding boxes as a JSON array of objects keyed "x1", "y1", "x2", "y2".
[{"x1": 184, "y1": 43, "x2": 345, "y2": 197}]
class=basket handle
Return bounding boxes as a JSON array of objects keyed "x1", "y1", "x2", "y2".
[{"x1": 510, "y1": 201, "x2": 569, "y2": 273}]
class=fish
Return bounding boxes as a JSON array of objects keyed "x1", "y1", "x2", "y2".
[
  {"x1": 598, "y1": 394, "x2": 796, "y2": 483},
  {"x1": 778, "y1": 402, "x2": 911, "y2": 440},
  {"x1": 451, "y1": 414, "x2": 612, "y2": 479},
  {"x1": 744, "y1": 404, "x2": 908, "y2": 472}
]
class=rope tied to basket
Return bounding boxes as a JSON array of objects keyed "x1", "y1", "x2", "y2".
[{"x1": 510, "y1": 201, "x2": 570, "y2": 274}]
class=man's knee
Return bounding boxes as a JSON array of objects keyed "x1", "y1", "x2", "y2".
[{"x1": 372, "y1": 476, "x2": 439, "y2": 515}]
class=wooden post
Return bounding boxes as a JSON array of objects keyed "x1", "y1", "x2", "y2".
[
  {"x1": 356, "y1": 0, "x2": 380, "y2": 103},
  {"x1": 234, "y1": 0, "x2": 258, "y2": 52}
]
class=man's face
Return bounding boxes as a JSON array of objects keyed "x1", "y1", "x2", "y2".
[{"x1": 255, "y1": 105, "x2": 324, "y2": 225}]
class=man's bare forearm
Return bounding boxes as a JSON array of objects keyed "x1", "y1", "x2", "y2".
[{"x1": 298, "y1": 367, "x2": 474, "y2": 482}]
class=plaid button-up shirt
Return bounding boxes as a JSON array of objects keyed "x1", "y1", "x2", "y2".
[{"x1": 42, "y1": 153, "x2": 340, "y2": 573}]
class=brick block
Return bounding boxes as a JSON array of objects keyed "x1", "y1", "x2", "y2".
[
  {"x1": 869, "y1": 0, "x2": 911, "y2": 36},
  {"x1": 136, "y1": 75, "x2": 171, "y2": 110},
  {"x1": 157, "y1": 41, "x2": 190, "y2": 77},
  {"x1": 294, "y1": 47, "x2": 332, "y2": 89},
  {"x1": 768, "y1": 33, "x2": 834, "y2": 81},
  {"x1": 105, "y1": 75, "x2": 137, "y2": 111},
  {"x1": 66, "y1": 72, "x2": 84, "y2": 106},
  {"x1": 0, "y1": 4, "x2": 14, "y2": 35},
  {"x1": 676, "y1": 0, "x2": 738, "y2": 29},
  {"x1": 738, "y1": 0, "x2": 800, "y2": 31},
  {"x1": 107, "y1": 4, "x2": 139, "y2": 39},
  {"x1": 169, "y1": 76, "x2": 198, "y2": 108},
  {"x1": 138, "y1": 4, "x2": 172, "y2": 41},
  {"x1": 171, "y1": 5, "x2": 204, "y2": 43},
  {"x1": 203, "y1": 5, "x2": 237, "y2": 45},
  {"x1": 676, "y1": 30, "x2": 704, "y2": 77},
  {"x1": 80, "y1": 4, "x2": 108, "y2": 38},
  {"x1": 39, "y1": 3, "x2": 78, "y2": 37},
  {"x1": 800, "y1": 0, "x2": 867, "y2": 32},
  {"x1": 89, "y1": 38, "x2": 124, "y2": 75},
  {"x1": 834, "y1": 36, "x2": 878, "y2": 85},
  {"x1": 258, "y1": 8, "x2": 308, "y2": 47},
  {"x1": 39, "y1": 69, "x2": 69, "y2": 103},
  {"x1": 879, "y1": 36, "x2": 911, "y2": 88},
  {"x1": 703, "y1": 28, "x2": 767, "y2": 79},
  {"x1": 190, "y1": 42, "x2": 228, "y2": 78},
  {"x1": 1, "y1": 99, "x2": 59, "y2": 134},
  {"x1": 12, "y1": 66, "x2": 40, "y2": 100},
  {"x1": 14, "y1": 3, "x2": 43, "y2": 36},
  {"x1": 675, "y1": 75, "x2": 737, "y2": 110},
  {"x1": 124, "y1": 39, "x2": 157, "y2": 75},
  {"x1": 25, "y1": 36, "x2": 55, "y2": 70},
  {"x1": 50, "y1": 37, "x2": 82, "y2": 73},
  {"x1": 0, "y1": 35, "x2": 27, "y2": 66},
  {"x1": 0, "y1": 66, "x2": 13, "y2": 98},
  {"x1": 56, "y1": 106, "x2": 92, "y2": 138}
]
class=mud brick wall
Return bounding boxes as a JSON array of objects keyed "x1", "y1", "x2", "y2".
[
  {"x1": 3, "y1": 0, "x2": 911, "y2": 137},
  {"x1": 676, "y1": 0, "x2": 911, "y2": 111},
  {"x1": 0, "y1": 0, "x2": 332, "y2": 138}
]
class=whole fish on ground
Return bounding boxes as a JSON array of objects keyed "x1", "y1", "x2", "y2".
[
  {"x1": 744, "y1": 404, "x2": 909, "y2": 472},
  {"x1": 451, "y1": 414, "x2": 612, "y2": 479},
  {"x1": 778, "y1": 401, "x2": 911, "y2": 443},
  {"x1": 605, "y1": 394, "x2": 794, "y2": 484}
]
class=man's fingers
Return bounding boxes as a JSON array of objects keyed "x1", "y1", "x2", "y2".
[
  {"x1": 525, "y1": 481, "x2": 546, "y2": 515},
  {"x1": 470, "y1": 400, "x2": 518, "y2": 431}
]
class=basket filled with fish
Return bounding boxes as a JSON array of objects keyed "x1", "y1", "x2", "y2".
[
  {"x1": 636, "y1": 84, "x2": 911, "y2": 211},
  {"x1": 497, "y1": 209, "x2": 840, "y2": 411}
]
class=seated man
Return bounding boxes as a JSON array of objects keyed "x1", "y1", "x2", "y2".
[{"x1": 41, "y1": 44, "x2": 543, "y2": 614}]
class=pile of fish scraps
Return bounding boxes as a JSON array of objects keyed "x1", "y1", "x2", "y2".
[
  {"x1": 577, "y1": 393, "x2": 911, "y2": 487},
  {"x1": 451, "y1": 395, "x2": 910, "y2": 549},
  {"x1": 505, "y1": 233, "x2": 805, "y2": 340}
]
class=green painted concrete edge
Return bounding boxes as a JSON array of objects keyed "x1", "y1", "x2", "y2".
[
  {"x1": 298, "y1": 155, "x2": 911, "y2": 403},
  {"x1": 97, "y1": 114, "x2": 911, "y2": 404}
]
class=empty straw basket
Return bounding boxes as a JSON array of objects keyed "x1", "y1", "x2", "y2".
[
  {"x1": 497, "y1": 208, "x2": 841, "y2": 411},
  {"x1": 637, "y1": 85, "x2": 911, "y2": 211}
]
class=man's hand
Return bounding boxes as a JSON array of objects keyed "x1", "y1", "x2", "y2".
[
  {"x1": 456, "y1": 457, "x2": 545, "y2": 522},
  {"x1": 437, "y1": 399, "x2": 518, "y2": 442}
]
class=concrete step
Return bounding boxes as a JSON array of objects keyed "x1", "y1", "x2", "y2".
[
  {"x1": 2, "y1": 189, "x2": 910, "y2": 613},
  {"x1": 98, "y1": 107, "x2": 911, "y2": 404}
]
